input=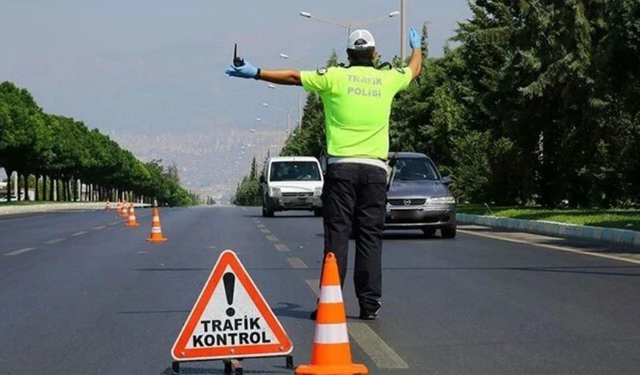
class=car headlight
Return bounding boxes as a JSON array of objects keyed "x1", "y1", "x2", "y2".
[
  {"x1": 269, "y1": 187, "x2": 282, "y2": 198},
  {"x1": 428, "y1": 196, "x2": 456, "y2": 205},
  {"x1": 313, "y1": 187, "x2": 322, "y2": 197}
]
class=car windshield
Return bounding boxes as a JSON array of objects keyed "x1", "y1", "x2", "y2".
[
  {"x1": 393, "y1": 158, "x2": 439, "y2": 181},
  {"x1": 270, "y1": 161, "x2": 321, "y2": 182}
]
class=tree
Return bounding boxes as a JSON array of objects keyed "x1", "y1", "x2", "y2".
[{"x1": 0, "y1": 81, "x2": 197, "y2": 206}]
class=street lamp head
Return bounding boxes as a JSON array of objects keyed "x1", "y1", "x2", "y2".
[
  {"x1": 262, "y1": 103, "x2": 269, "y2": 107},
  {"x1": 267, "y1": 84, "x2": 276, "y2": 89},
  {"x1": 279, "y1": 53, "x2": 289, "y2": 59},
  {"x1": 389, "y1": 11, "x2": 400, "y2": 17},
  {"x1": 256, "y1": 117, "x2": 262, "y2": 122},
  {"x1": 300, "y1": 11, "x2": 311, "y2": 18}
]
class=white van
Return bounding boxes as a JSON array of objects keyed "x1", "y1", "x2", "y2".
[{"x1": 260, "y1": 156, "x2": 324, "y2": 217}]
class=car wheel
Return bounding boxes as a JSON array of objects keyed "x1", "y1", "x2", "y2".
[
  {"x1": 313, "y1": 208, "x2": 323, "y2": 217},
  {"x1": 263, "y1": 204, "x2": 274, "y2": 218},
  {"x1": 422, "y1": 228, "x2": 436, "y2": 238},
  {"x1": 441, "y1": 226, "x2": 457, "y2": 239}
]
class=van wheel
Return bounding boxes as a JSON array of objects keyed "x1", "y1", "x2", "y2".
[
  {"x1": 441, "y1": 226, "x2": 457, "y2": 239},
  {"x1": 313, "y1": 208, "x2": 323, "y2": 217},
  {"x1": 262, "y1": 205, "x2": 274, "y2": 218}
]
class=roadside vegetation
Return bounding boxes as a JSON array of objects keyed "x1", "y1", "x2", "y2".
[
  {"x1": 458, "y1": 204, "x2": 640, "y2": 230},
  {"x1": 0, "y1": 82, "x2": 197, "y2": 206},
  {"x1": 232, "y1": 157, "x2": 262, "y2": 206},
  {"x1": 240, "y1": 1, "x2": 639, "y2": 212}
]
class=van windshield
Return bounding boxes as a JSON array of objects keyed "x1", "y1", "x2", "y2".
[{"x1": 270, "y1": 161, "x2": 321, "y2": 182}]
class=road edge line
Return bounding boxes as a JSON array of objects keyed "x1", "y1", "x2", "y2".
[{"x1": 459, "y1": 229, "x2": 640, "y2": 266}]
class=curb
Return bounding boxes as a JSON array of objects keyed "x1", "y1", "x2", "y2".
[
  {"x1": 0, "y1": 202, "x2": 152, "y2": 216},
  {"x1": 457, "y1": 213, "x2": 640, "y2": 247}
]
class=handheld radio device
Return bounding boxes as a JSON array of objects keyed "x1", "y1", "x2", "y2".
[{"x1": 233, "y1": 43, "x2": 245, "y2": 67}]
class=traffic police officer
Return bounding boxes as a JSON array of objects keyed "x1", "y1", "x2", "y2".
[{"x1": 226, "y1": 27, "x2": 423, "y2": 320}]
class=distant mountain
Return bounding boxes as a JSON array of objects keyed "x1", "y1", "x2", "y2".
[{"x1": 111, "y1": 129, "x2": 284, "y2": 203}]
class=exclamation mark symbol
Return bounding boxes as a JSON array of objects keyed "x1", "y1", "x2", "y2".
[{"x1": 223, "y1": 272, "x2": 236, "y2": 317}]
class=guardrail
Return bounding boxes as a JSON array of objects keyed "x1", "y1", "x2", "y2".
[{"x1": 457, "y1": 213, "x2": 640, "y2": 247}]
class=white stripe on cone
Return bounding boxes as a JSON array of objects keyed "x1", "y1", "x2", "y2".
[
  {"x1": 319, "y1": 285, "x2": 343, "y2": 303},
  {"x1": 129, "y1": 216, "x2": 135, "y2": 220},
  {"x1": 152, "y1": 216, "x2": 160, "y2": 222},
  {"x1": 313, "y1": 323, "x2": 350, "y2": 344},
  {"x1": 151, "y1": 227, "x2": 162, "y2": 233}
]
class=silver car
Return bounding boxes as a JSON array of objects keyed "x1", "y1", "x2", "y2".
[{"x1": 384, "y1": 152, "x2": 457, "y2": 238}]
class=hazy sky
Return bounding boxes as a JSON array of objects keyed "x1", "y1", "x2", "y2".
[{"x1": 1, "y1": 0, "x2": 471, "y2": 136}]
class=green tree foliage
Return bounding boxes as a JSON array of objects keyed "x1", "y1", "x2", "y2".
[
  {"x1": 232, "y1": 156, "x2": 262, "y2": 206},
  {"x1": 276, "y1": 1, "x2": 640, "y2": 208},
  {"x1": 0, "y1": 82, "x2": 196, "y2": 206}
]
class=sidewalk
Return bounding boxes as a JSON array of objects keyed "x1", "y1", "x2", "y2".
[
  {"x1": 0, "y1": 202, "x2": 151, "y2": 216},
  {"x1": 458, "y1": 213, "x2": 640, "y2": 248}
]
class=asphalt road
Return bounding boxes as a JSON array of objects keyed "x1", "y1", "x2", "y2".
[{"x1": 2, "y1": 206, "x2": 640, "y2": 374}]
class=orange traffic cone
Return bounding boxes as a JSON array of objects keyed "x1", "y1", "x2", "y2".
[
  {"x1": 146, "y1": 206, "x2": 167, "y2": 242},
  {"x1": 115, "y1": 200, "x2": 122, "y2": 214},
  {"x1": 295, "y1": 253, "x2": 368, "y2": 375},
  {"x1": 121, "y1": 202, "x2": 129, "y2": 218},
  {"x1": 125, "y1": 204, "x2": 140, "y2": 227}
]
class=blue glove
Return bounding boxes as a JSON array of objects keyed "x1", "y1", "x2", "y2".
[
  {"x1": 409, "y1": 27, "x2": 421, "y2": 49},
  {"x1": 225, "y1": 60, "x2": 259, "y2": 79}
]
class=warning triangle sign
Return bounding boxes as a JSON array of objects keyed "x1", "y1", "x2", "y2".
[{"x1": 172, "y1": 250, "x2": 293, "y2": 361}]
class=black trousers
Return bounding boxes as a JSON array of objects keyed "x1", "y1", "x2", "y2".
[{"x1": 321, "y1": 163, "x2": 387, "y2": 312}]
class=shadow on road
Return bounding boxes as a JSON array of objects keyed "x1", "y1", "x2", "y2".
[
  {"x1": 377, "y1": 264, "x2": 640, "y2": 276},
  {"x1": 313, "y1": 231, "x2": 448, "y2": 240},
  {"x1": 134, "y1": 267, "x2": 209, "y2": 272},
  {"x1": 119, "y1": 309, "x2": 190, "y2": 315},
  {"x1": 159, "y1": 365, "x2": 288, "y2": 374},
  {"x1": 243, "y1": 214, "x2": 316, "y2": 219},
  {"x1": 271, "y1": 302, "x2": 313, "y2": 321}
]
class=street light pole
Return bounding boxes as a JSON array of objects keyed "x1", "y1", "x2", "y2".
[
  {"x1": 262, "y1": 102, "x2": 291, "y2": 136},
  {"x1": 400, "y1": 0, "x2": 407, "y2": 62},
  {"x1": 256, "y1": 117, "x2": 285, "y2": 152},
  {"x1": 268, "y1": 84, "x2": 304, "y2": 127},
  {"x1": 279, "y1": 53, "x2": 316, "y2": 69},
  {"x1": 300, "y1": 10, "x2": 399, "y2": 39}
]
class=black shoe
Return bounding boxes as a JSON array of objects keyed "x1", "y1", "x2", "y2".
[
  {"x1": 359, "y1": 301, "x2": 382, "y2": 320},
  {"x1": 310, "y1": 309, "x2": 317, "y2": 320}
]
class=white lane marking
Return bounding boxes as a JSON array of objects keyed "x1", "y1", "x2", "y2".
[
  {"x1": 261, "y1": 229, "x2": 271, "y2": 234},
  {"x1": 91, "y1": 226, "x2": 106, "y2": 230},
  {"x1": 4, "y1": 247, "x2": 36, "y2": 256},
  {"x1": 71, "y1": 231, "x2": 88, "y2": 237},
  {"x1": 304, "y1": 279, "x2": 409, "y2": 369},
  {"x1": 287, "y1": 257, "x2": 308, "y2": 269},
  {"x1": 266, "y1": 235, "x2": 279, "y2": 242},
  {"x1": 459, "y1": 229, "x2": 640, "y2": 266},
  {"x1": 257, "y1": 224, "x2": 266, "y2": 229},
  {"x1": 45, "y1": 238, "x2": 65, "y2": 245},
  {"x1": 108, "y1": 222, "x2": 120, "y2": 226},
  {"x1": 306, "y1": 279, "x2": 320, "y2": 295},
  {"x1": 348, "y1": 323, "x2": 410, "y2": 369},
  {"x1": 275, "y1": 244, "x2": 290, "y2": 252}
]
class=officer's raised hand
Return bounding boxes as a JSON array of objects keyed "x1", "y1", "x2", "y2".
[
  {"x1": 409, "y1": 26, "x2": 421, "y2": 49},
  {"x1": 225, "y1": 60, "x2": 259, "y2": 79}
]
